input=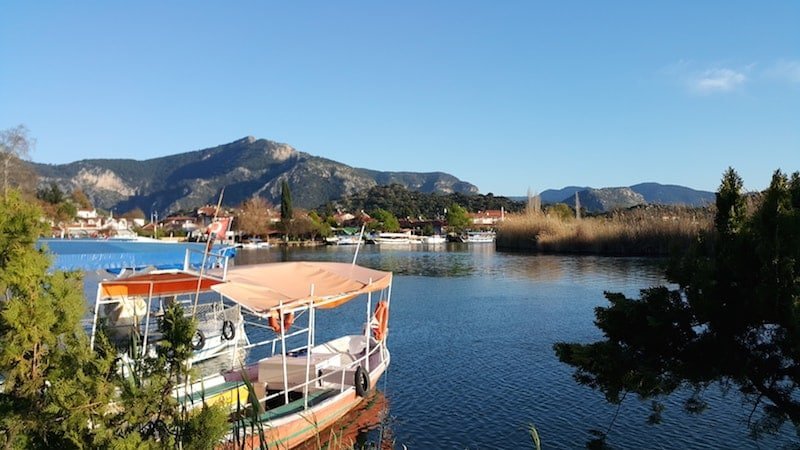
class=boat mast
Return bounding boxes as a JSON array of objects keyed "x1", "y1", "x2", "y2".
[
  {"x1": 351, "y1": 223, "x2": 366, "y2": 266},
  {"x1": 193, "y1": 188, "x2": 225, "y2": 316}
]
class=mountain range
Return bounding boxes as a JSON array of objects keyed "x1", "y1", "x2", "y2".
[
  {"x1": 33, "y1": 135, "x2": 715, "y2": 215},
  {"x1": 538, "y1": 183, "x2": 714, "y2": 213},
  {"x1": 33, "y1": 136, "x2": 479, "y2": 214}
]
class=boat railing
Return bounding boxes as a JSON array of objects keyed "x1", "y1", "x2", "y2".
[{"x1": 254, "y1": 342, "x2": 387, "y2": 411}]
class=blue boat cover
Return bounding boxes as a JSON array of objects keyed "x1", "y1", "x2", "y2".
[{"x1": 38, "y1": 239, "x2": 236, "y2": 272}]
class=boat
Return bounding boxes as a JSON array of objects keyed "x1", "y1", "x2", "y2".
[
  {"x1": 89, "y1": 250, "x2": 394, "y2": 449},
  {"x1": 461, "y1": 230, "x2": 496, "y2": 243},
  {"x1": 239, "y1": 237, "x2": 270, "y2": 249},
  {"x1": 325, "y1": 235, "x2": 363, "y2": 245},
  {"x1": 371, "y1": 231, "x2": 412, "y2": 245},
  {"x1": 421, "y1": 234, "x2": 446, "y2": 245},
  {"x1": 89, "y1": 251, "x2": 247, "y2": 368}
]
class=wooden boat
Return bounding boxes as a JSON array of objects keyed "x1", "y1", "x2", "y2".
[
  {"x1": 90, "y1": 251, "x2": 393, "y2": 449},
  {"x1": 213, "y1": 261, "x2": 392, "y2": 448}
]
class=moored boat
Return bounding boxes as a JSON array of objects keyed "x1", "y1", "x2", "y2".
[{"x1": 89, "y1": 252, "x2": 393, "y2": 449}]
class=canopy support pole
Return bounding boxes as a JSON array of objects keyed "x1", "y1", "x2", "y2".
[{"x1": 90, "y1": 284, "x2": 103, "y2": 351}]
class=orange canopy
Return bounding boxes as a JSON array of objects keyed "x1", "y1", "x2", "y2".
[
  {"x1": 211, "y1": 262, "x2": 392, "y2": 314},
  {"x1": 100, "y1": 272, "x2": 224, "y2": 298}
]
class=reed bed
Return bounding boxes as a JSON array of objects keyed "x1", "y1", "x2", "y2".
[{"x1": 496, "y1": 206, "x2": 712, "y2": 256}]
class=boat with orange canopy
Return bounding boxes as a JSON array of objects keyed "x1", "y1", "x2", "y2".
[{"x1": 89, "y1": 251, "x2": 393, "y2": 449}]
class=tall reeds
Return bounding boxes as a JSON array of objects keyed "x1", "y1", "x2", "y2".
[{"x1": 497, "y1": 206, "x2": 712, "y2": 256}]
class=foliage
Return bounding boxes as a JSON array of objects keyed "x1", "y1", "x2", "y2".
[
  {"x1": 121, "y1": 207, "x2": 146, "y2": 220},
  {"x1": 326, "y1": 184, "x2": 523, "y2": 221},
  {"x1": 497, "y1": 205, "x2": 711, "y2": 255},
  {"x1": 0, "y1": 191, "x2": 115, "y2": 447},
  {"x1": 238, "y1": 196, "x2": 273, "y2": 236},
  {"x1": 554, "y1": 168, "x2": 800, "y2": 444},
  {"x1": 445, "y1": 203, "x2": 470, "y2": 233},
  {"x1": 0, "y1": 125, "x2": 37, "y2": 199},
  {"x1": 546, "y1": 203, "x2": 574, "y2": 221},
  {"x1": 370, "y1": 208, "x2": 400, "y2": 232},
  {"x1": 0, "y1": 189, "x2": 228, "y2": 447},
  {"x1": 280, "y1": 180, "x2": 293, "y2": 223},
  {"x1": 71, "y1": 188, "x2": 93, "y2": 210},
  {"x1": 36, "y1": 182, "x2": 78, "y2": 223}
]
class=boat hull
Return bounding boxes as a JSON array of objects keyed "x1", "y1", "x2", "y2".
[{"x1": 223, "y1": 362, "x2": 388, "y2": 449}]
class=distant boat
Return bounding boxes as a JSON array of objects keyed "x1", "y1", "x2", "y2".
[
  {"x1": 326, "y1": 235, "x2": 363, "y2": 245},
  {"x1": 240, "y1": 238, "x2": 270, "y2": 250},
  {"x1": 461, "y1": 231, "x2": 496, "y2": 243},
  {"x1": 371, "y1": 231, "x2": 412, "y2": 245},
  {"x1": 421, "y1": 235, "x2": 446, "y2": 245}
]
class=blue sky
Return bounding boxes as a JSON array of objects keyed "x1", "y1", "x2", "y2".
[{"x1": 1, "y1": 1, "x2": 798, "y2": 195}]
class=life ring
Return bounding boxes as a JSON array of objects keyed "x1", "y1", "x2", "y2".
[
  {"x1": 371, "y1": 301, "x2": 389, "y2": 341},
  {"x1": 191, "y1": 330, "x2": 205, "y2": 351},
  {"x1": 221, "y1": 320, "x2": 235, "y2": 340},
  {"x1": 354, "y1": 366, "x2": 370, "y2": 398},
  {"x1": 268, "y1": 311, "x2": 295, "y2": 334}
]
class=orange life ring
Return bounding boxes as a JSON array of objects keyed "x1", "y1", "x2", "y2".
[
  {"x1": 371, "y1": 301, "x2": 389, "y2": 341},
  {"x1": 268, "y1": 311, "x2": 295, "y2": 334}
]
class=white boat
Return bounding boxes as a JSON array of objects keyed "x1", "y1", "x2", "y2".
[
  {"x1": 90, "y1": 255, "x2": 247, "y2": 368},
  {"x1": 89, "y1": 251, "x2": 394, "y2": 449},
  {"x1": 371, "y1": 231, "x2": 412, "y2": 245},
  {"x1": 462, "y1": 230, "x2": 496, "y2": 243},
  {"x1": 422, "y1": 234, "x2": 446, "y2": 245},
  {"x1": 326, "y1": 235, "x2": 363, "y2": 245},
  {"x1": 240, "y1": 238, "x2": 270, "y2": 249}
]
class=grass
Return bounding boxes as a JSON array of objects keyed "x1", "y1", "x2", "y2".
[{"x1": 497, "y1": 206, "x2": 712, "y2": 256}]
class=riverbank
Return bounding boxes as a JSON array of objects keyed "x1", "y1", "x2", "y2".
[{"x1": 496, "y1": 206, "x2": 712, "y2": 256}]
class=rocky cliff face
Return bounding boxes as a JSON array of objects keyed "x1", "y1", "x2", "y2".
[
  {"x1": 33, "y1": 137, "x2": 479, "y2": 213},
  {"x1": 563, "y1": 187, "x2": 647, "y2": 213}
]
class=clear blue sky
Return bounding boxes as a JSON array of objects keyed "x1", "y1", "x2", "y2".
[{"x1": 1, "y1": 1, "x2": 798, "y2": 195}]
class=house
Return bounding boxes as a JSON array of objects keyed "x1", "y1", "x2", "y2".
[{"x1": 469, "y1": 208, "x2": 506, "y2": 226}]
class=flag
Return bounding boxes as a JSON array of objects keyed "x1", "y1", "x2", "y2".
[{"x1": 205, "y1": 217, "x2": 231, "y2": 244}]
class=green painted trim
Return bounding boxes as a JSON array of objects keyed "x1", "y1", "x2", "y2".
[{"x1": 233, "y1": 390, "x2": 362, "y2": 447}]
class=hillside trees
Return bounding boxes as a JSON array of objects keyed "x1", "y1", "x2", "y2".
[
  {"x1": 554, "y1": 168, "x2": 800, "y2": 443},
  {"x1": 328, "y1": 184, "x2": 523, "y2": 221}
]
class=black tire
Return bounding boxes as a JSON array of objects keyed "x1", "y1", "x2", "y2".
[
  {"x1": 354, "y1": 366, "x2": 370, "y2": 398},
  {"x1": 191, "y1": 330, "x2": 205, "y2": 351},
  {"x1": 221, "y1": 320, "x2": 235, "y2": 340}
]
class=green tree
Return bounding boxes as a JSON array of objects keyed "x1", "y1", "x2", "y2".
[
  {"x1": 280, "y1": 180, "x2": 293, "y2": 223},
  {"x1": 446, "y1": 203, "x2": 470, "y2": 233},
  {"x1": 0, "y1": 191, "x2": 117, "y2": 447},
  {"x1": 36, "y1": 181, "x2": 66, "y2": 205},
  {"x1": 0, "y1": 189, "x2": 228, "y2": 447},
  {"x1": 546, "y1": 203, "x2": 574, "y2": 221},
  {"x1": 371, "y1": 208, "x2": 400, "y2": 232},
  {"x1": 554, "y1": 168, "x2": 800, "y2": 444}
]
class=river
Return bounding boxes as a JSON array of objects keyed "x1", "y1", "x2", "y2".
[{"x1": 228, "y1": 244, "x2": 797, "y2": 449}]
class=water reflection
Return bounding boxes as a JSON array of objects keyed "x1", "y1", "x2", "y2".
[
  {"x1": 295, "y1": 391, "x2": 392, "y2": 450},
  {"x1": 233, "y1": 244, "x2": 666, "y2": 287}
]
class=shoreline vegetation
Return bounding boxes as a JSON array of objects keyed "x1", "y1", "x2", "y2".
[{"x1": 497, "y1": 206, "x2": 713, "y2": 256}]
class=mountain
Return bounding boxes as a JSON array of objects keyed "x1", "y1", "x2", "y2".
[
  {"x1": 33, "y1": 136, "x2": 479, "y2": 213},
  {"x1": 529, "y1": 182, "x2": 714, "y2": 212},
  {"x1": 629, "y1": 182, "x2": 714, "y2": 207},
  {"x1": 563, "y1": 187, "x2": 646, "y2": 213},
  {"x1": 540, "y1": 186, "x2": 589, "y2": 204}
]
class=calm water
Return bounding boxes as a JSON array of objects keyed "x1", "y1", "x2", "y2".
[{"x1": 86, "y1": 244, "x2": 797, "y2": 449}]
